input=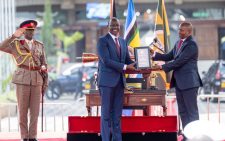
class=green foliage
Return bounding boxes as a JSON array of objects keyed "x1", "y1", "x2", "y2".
[
  {"x1": 2, "y1": 74, "x2": 12, "y2": 93},
  {"x1": 0, "y1": 90, "x2": 16, "y2": 103},
  {"x1": 53, "y1": 28, "x2": 84, "y2": 52},
  {"x1": 41, "y1": 0, "x2": 55, "y2": 55}
]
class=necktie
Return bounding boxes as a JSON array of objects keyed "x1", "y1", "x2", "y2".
[
  {"x1": 177, "y1": 39, "x2": 183, "y2": 50},
  {"x1": 115, "y1": 38, "x2": 121, "y2": 57},
  {"x1": 28, "y1": 41, "x2": 32, "y2": 50}
]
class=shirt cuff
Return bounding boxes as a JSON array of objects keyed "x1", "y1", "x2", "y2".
[
  {"x1": 151, "y1": 51, "x2": 156, "y2": 57},
  {"x1": 123, "y1": 65, "x2": 127, "y2": 70}
]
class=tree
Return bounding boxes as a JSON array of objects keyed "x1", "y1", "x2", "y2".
[
  {"x1": 53, "y1": 28, "x2": 84, "y2": 74},
  {"x1": 53, "y1": 28, "x2": 84, "y2": 52},
  {"x1": 41, "y1": 0, "x2": 55, "y2": 55}
]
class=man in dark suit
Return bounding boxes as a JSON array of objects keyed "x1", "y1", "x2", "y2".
[
  {"x1": 151, "y1": 21, "x2": 203, "y2": 129},
  {"x1": 97, "y1": 17, "x2": 135, "y2": 141}
]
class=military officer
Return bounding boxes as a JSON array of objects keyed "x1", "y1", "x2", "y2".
[{"x1": 0, "y1": 20, "x2": 48, "y2": 141}]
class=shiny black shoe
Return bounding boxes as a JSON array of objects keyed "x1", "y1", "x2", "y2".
[
  {"x1": 29, "y1": 139, "x2": 38, "y2": 141},
  {"x1": 21, "y1": 139, "x2": 28, "y2": 141}
]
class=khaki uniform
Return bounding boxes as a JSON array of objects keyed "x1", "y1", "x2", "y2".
[{"x1": 0, "y1": 35, "x2": 48, "y2": 139}]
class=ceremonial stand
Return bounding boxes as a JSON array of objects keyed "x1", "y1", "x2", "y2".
[{"x1": 86, "y1": 68, "x2": 167, "y2": 116}]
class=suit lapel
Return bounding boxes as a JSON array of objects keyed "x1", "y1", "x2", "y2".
[
  {"x1": 118, "y1": 37, "x2": 124, "y2": 61},
  {"x1": 23, "y1": 41, "x2": 31, "y2": 52},
  {"x1": 32, "y1": 40, "x2": 38, "y2": 53},
  {"x1": 106, "y1": 34, "x2": 120, "y2": 59},
  {"x1": 175, "y1": 42, "x2": 186, "y2": 57},
  {"x1": 19, "y1": 40, "x2": 30, "y2": 53},
  {"x1": 175, "y1": 36, "x2": 192, "y2": 58}
]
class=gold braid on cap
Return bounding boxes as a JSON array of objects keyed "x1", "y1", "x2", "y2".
[{"x1": 13, "y1": 40, "x2": 33, "y2": 66}]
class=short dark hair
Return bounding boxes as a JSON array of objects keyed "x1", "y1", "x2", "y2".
[
  {"x1": 180, "y1": 21, "x2": 193, "y2": 31},
  {"x1": 108, "y1": 17, "x2": 119, "y2": 26}
]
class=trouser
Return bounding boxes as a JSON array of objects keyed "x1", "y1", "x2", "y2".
[
  {"x1": 176, "y1": 87, "x2": 199, "y2": 129},
  {"x1": 16, "y1": 84, "x2": 41, "y2": 139},
  {"x1": 99, "y1": 81, "x2": 124, "y2": 141}
]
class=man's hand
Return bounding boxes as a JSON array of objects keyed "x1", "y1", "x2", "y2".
[
  {"x1": 149, "y1": 48, "x2": 154, "y2": 56},
  {"x1": 143, "y1": 73, "x2": 150, "y2": 78},
  {"x1": 13, "y1": 28, "x2": 25, "y2": 38},
  {"x1": 42, "y1": 85, "x2": 48, "y2": 95},
  {"x1": 41, "y1": 65, "x2": 48, "y2": 73},
  {"x1": 127, "y1": 62, "x2": 136, "y2": 71},
  {"x1": 153, "y1": 64, "x2": 162, "y2": 70}
]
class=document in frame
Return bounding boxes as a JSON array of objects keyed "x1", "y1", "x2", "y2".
[{"x1": 134, "y1": 47, "x2": 151, "y2": 69}]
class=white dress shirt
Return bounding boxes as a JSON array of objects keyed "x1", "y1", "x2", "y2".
[
  {"x1": 108, "y1": 32, "x2": 127, "y2": 70},
  {"x1": 25, "y1": 39, "x2": 33, "y2": 50}
]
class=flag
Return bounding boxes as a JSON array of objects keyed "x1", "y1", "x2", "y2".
[
  {"x1": 123, "y1": 0, "x2": 142, "y2": 116},
  {"x1": 153, "y1": 0, "x2": 171, "y2": 87},
  {"x1": 110, "y1": 0, "x2": 117, "y2": 18},
  {"x1": 154, "y1": 0, "x2": 170, "y2": 52},
  {"x1": 124, "y1": 0, "x2": 141, "y2": 48},
  {"x1": 124, "y1": 0, "x2": 141, "y2": 81}
]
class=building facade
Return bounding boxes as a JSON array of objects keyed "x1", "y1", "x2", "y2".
[{"x1": 15, "y1": 0, "x2": 225, "y2": 60}]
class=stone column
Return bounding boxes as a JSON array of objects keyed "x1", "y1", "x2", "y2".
[
  {"x1": 61, "y1": 0, "x2": 75, "y2": 25},
  {"x1": 85, "y1": 24, "x2": 98, "y2": 53}
]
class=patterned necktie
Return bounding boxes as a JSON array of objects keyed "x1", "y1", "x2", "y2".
[
  {"x1": 115, "y1": 38, "x2": 121, "y2": 57},
  {"x1": 176, "y1": 39, "x2": 183, "y2": 54},
  {"x1": 177, "y1": 39, "x2": 183, "y2": 50}
]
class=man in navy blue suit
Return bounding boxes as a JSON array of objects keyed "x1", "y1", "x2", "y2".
[
  {"x1": 97, "y1": 17, "x2": 135, "y2": 141},
  {"x1": 151, "y1": 21, "x2": 203, "y2": 130}
]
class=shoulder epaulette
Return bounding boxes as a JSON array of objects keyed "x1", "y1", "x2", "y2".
[
  {"x1": 34, "y1": 40, "x2": 43, "y2": 45},
  {"x1": 13, "y1": 39, "x2": 24, "y2": 45}
]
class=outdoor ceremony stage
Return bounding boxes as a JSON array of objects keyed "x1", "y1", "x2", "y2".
[{"x1": 67, "y1": 116, "x2": 178, "y2": 141}]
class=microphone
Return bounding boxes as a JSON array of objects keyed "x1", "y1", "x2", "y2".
[{"x1": 149, "y1": 37, "x2": 165, "y2": 54}]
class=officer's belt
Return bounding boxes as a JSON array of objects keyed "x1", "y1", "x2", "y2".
[{"x1": 18, "y1": 64, "x2": 41, "y2": 71}]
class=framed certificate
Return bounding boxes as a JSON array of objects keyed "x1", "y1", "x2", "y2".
[{"x1": 134, "y1": 47, "x2": 151, "y2": 69}]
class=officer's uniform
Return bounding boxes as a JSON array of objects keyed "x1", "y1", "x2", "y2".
[{"x1": 0, "y1": 20, "x2": 48, "y2": 141}]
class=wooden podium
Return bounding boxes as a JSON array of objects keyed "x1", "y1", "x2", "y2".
[
  {"x1": 85, "y1": 68, "x2": 167, "y2": 116},
  {"x1": 86, "y1": 89, "x2": 166, "y2": 116}
]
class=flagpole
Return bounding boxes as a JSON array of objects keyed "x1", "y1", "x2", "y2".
[
  {"x1": 110, "y1": 0, "x2": 116, "y2": 19},
  {"x1": 110, "y1": 0, "x2": 113, "y2": 18}
]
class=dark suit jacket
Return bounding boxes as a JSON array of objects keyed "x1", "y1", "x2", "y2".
[
  {"x1": 97, "y1": 33, "x2": 133, "y2": 87},
  {"x1": 153, "y1": 36, "x2": 203, "y2": 90}
]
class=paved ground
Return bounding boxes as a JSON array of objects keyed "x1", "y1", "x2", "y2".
[{"x1": 0, "y1": 132, "x2": 66, "y2": 140}]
